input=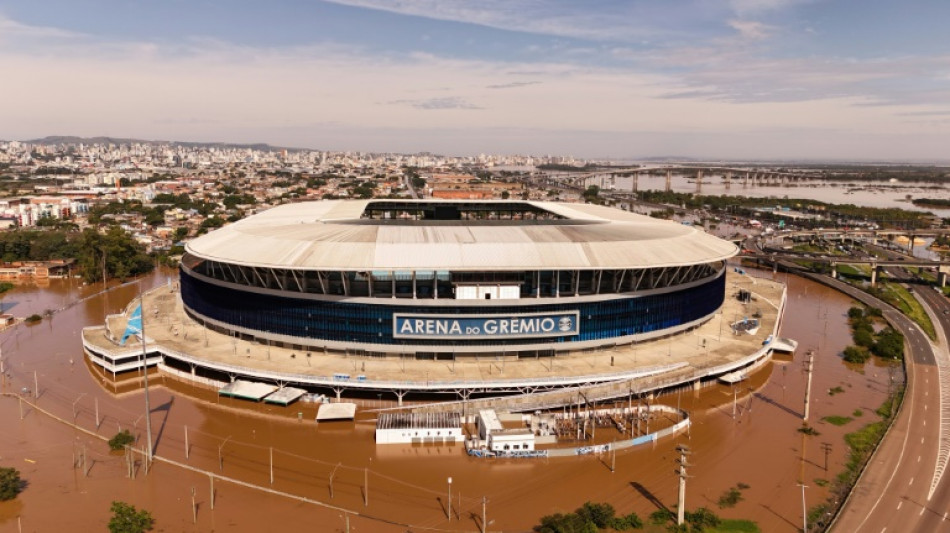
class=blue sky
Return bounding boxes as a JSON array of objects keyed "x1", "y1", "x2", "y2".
[{"x1": 1, "y1": 0, "x2": 948, "y2": 160}]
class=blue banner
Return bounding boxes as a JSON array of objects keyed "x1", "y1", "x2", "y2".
[
  {"x1": 393, "y1": 311, "x2": 579, "y2": 340},
  {"x1": 120, "y1": 304, "x2": 142, "y2": 346}
]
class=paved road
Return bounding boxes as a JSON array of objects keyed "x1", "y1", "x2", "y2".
[{"x1": 823, "y1": 273, "x2": 950, "y2": 532}]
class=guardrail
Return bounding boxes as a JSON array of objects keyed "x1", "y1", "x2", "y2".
[{"x1": 83, "y1": 325, "x2": 688, "y2": 392}]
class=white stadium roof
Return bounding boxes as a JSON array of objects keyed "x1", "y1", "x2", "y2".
[{"x1": 186, "y1": 200, "x2": 737, "y2": 271}]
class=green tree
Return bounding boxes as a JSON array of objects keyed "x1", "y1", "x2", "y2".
[
  {"x1": 576, "y1": 502, "x2": 616, "y2": 528},
  {"x1": 172, "y1": 226, "x2": 189, "y2": 242},
  {"x1": 853, "y1": 328, "x2": 875, "y2": 348},
  {"x1": 222, "y1": 194, "x2": 256, "y2": 209},
  {"x1": 872, "y1": 328, "x2": 904, "y2": 359},
  {"x1": 108, "y1": 501, "x2": 154, "y2": 533},
  {"x1": 582, "y1": 185, "x2": 601, "y2": 203},
  {"x1": 0, "y1": 467, "x2": 23, "y2": 501},
  {"x1": 843, "y1": 345, "x2": 870, "y2": 364},
  {"x1": 76, "y1": 227, "x2": 154, "y2": 283},
  {"x1": 108, "y1": 430, "x2": 135, "y2": 451},
  {"x1": 685, "y1": 507, "x2": 721, "y2": 530}
]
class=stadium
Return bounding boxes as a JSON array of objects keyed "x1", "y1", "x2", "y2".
[
  {"x1": 179, "y1": 200, "x2": 736, "y2": 356},
  {"x1": 84, "y1": 199, "x2": 792, "y2": 403}
]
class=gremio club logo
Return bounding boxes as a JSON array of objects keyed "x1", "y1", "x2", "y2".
[{"x1": 393, "y1": 311, "x2": 580, "y2": 340}]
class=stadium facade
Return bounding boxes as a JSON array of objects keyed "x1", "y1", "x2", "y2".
[{"x1": 179, "y1": 200, "x2": 737, "y2": 357}]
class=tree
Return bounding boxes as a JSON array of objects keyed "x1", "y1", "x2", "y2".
[
  {"x1": 685, "y1": 507, "x2": 721, "y2": 530},
  {"x1": 582, "y1": 185, "x2": 601, "y2": 203},
  {"x1": 108, "y1": 430, "x2": 135, "y2": 451},
  {"x1": 222, "y1": 194, "x2": 256, "y2": 209},
  {"x1": 0, "y1": 467, "x2": 23, "y2": 501},
  {"x1": 853, "y1": 328, "x2": 875, "y2": 348},
  {"x1": 76, "y1": 227, "x2": 154, "y2": 283},
  {"x1": 108, "y1": 501, "x2": 154, "y2": 533},
  {"x1": 172, "y1": 226, "x2": 189, "y2": 242},
  {"x1": 843, "y1": 345, "x2": 870, "y2": 364},
  {"x1": 872, "y1": 328, "x2": 904, "y2": 359},
  {"x1": 576, "y1": 502, "x2": 615, "y2": 528}
]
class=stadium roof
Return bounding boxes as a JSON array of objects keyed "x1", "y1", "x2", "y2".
[{"x1": 186, "y1": 200, "x2": 737, "y2": 270}]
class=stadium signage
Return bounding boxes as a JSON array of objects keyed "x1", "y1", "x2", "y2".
[{"x1": 393, "y1": 311, "x2": 580, "y2": 340}]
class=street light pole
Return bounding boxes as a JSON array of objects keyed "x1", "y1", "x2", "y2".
[
  {"x1": 218, "y1": 435, "x2": 232, "y2": 471},
  {"x1": 447, "y1": 477, "x2": 453, "y2": 520}
]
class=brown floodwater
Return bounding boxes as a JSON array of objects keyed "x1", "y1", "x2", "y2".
[{"x1": 0, "y1": 269, "x2": 897, "y2": 532}]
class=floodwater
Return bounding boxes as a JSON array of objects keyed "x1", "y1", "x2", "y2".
[
  {"x1": 596, "y1": 173, "x2": 950, "y2": 218},
  {"x1": 0, "y1": 269, "x2": 897, "y2": 532}
]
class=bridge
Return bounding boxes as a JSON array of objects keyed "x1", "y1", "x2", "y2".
[
  {"x1": 741, "y1": 252, "x2": 950, "y2": 287},
  {"x1": 529, "y1": 164, "x2": 827, "y2": 195}
]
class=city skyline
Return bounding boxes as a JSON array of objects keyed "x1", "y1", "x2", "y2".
[{"x1": 1, "y1": 1, "x2": 949, "y2": 161}]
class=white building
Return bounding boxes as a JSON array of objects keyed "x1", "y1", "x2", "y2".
[
  {"x1": 476, "y1": 409, "x2": 535, "y2": 453},
  {"x1": 375, "y1": 412, "x2": 462, "y2": 444}
]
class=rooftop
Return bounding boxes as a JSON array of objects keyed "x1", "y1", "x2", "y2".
[{"x1": 186, "y1": 200, "x2": 737, "y2": 271}]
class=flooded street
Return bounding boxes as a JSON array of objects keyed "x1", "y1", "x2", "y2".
[{"x1": 0, "y1": 269, "x2": 896, "y2": 532}]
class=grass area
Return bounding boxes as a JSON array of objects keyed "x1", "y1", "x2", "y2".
[
  {"x1": 802, "y1": 385, "x2": 906, "y2": 532},
  {"x1": 836, "y1": 264, "x2": 872, "y2": 279},
  {"x1": 792, "y1": 244, "x2": 826, "y2": 254},
  {"x1": 838, "y1": 386, "x2": 904, "y2": 488},
  {"x1": 828, "y1": 386, "x2": 845, "y2": 396},
  {"x1": 823, "y1": 415, "x2": 853, "y2": 426},
  {"x1": 875, "y1": 282, "x2": 936, "y2": 340},
  {"x1": 706, "y1": 520, "x2": 762, "y2": 533},
  {"x1": 853, "y1": 409, "x2": 864, "y2": 417}
]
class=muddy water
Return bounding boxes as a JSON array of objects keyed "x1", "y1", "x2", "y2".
[
  {"x1": 0, "y1": 270, "x2": 896, "y2": 532},
  {"x1": 605, "y1": 174, "x2": 950, "y2": 218}
]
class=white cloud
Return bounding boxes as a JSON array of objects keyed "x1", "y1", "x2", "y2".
[
  {"x1": 0, "y1": 14, "x2": 948, "y2": 160},
  {"x1": 320, "y1": 0, "x2": 680, "y2": 42},
  {"x1": 727, "y1": 19, "x2": 774, "y2": 40}
]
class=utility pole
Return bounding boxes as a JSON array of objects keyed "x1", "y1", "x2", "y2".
[
  {"x1": 138, "y1": 291, "x2": 154, "y2": 460},
  {"x1": 803, "y1": 349, "x2": 815, "y2": 421},
  {"x1": 447, "y1": 476, "x2": 452, "y2": 520},
  {"x1": 482, "y1": 496, "x2": 488, "y2": 533},
  {"x1": 676, "y1": 444, "x2": 691, "y2": 526},
  {"x1": 732, "y1": 386, "x2": 738, "y2": 419},
  {"x1": 820, "y1": 442, "x2": 832, "y2": 472},
  {"x1": 798, "y1": 483, "x2": 808, "y2": 532}
]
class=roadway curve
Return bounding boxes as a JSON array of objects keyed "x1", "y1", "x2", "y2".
[{"x1": 816, "y1": 274, "x2": 950, "y2": 532}]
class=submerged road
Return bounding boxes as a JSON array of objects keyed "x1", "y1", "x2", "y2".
[{"x1": 814, "y1": 274, "x2": 950, "y2": 532}]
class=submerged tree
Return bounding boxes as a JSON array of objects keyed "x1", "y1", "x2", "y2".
[{"x1": 108, "y1": 501, "x2": 154, "y2": 533}]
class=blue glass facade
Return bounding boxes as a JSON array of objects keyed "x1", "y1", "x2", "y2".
[{"x1": 180, "y1": 269, "x2": 725, "y2": 349}]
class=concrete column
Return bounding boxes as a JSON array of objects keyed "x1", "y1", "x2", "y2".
[
  {"x1": 938, "y1": 266, "x2": 949, "y2": 287},
  {"x1": 695, "y1": 170, "x2": 703, "y2": 194},
  {"x1": 871, "y1": 264, "x2": 878, "y2": 286},
  {"x1": 631, "y1": 173, "x2": 638, "y2": 193},
  {"x1": 744, "y1": 172, "x2": 750, "y2": 187},
  {"x1": 725, "y1": 172, "x2": 732, "y2": 189},
  {"x1": 665, "y1": 170, "x2": 672, "y2": 193},
  {"x1": 830, "y1": 262, "x2": 837, "y2": 279}
]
